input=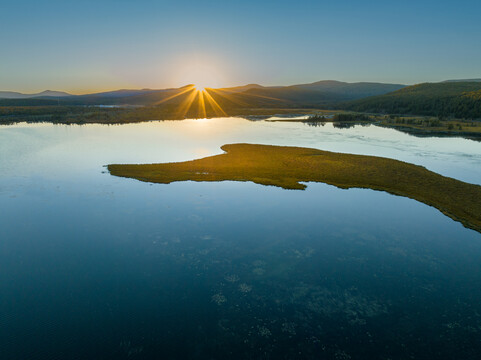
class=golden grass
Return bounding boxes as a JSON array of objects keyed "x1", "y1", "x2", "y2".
[{"x1": 108, "y1": 144, "x2": 481, "y2": 233}]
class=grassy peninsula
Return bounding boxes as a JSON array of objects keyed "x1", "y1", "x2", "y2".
[{"x1": 108, "y1": 144, "x2": 481, "y2": 233}]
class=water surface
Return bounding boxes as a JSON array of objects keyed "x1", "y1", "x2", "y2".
[{"x1": 1, "y1": 118, "x2": 481, "y2": 359}]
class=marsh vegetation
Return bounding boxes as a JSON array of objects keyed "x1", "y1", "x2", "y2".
[{"x1": 108, "y1": 143, "x2": 481, "y2": 233}]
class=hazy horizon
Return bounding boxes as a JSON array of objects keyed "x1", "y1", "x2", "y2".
[
  {"x1": 4, "y1": 77, "x2": 481, "y2": 96},
  {"x1": 1, "y1": 0, "x2": 480, "y2": 94}
]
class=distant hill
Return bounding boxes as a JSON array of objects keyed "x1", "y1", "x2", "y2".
[
  {"x1": 3, "y1": 81, "x2": 481, "y2": 124},
  {"x1": 220, "y1": 84, "x2": 266, "y2": 92},
  {"x1": 0, "y1": 81, "x2": 405, "y2": 107},
  {"x1": 337, "y1": 82, "x2": 481, "y2": 119},
  {"x1": 0, "y1": 90, "x2": 71, "y2": 99},
  {"x1": 292, "y1": 80, "x2": 405, "y2": 99},
  {"x1": 208, "y1": 81, "x2": 406, "y2": 108},
  {"x1": 220, "y1": 81, "x2": 405, "y2": 105},
  {"x1": 78, "y1": 89, "x2": 158, "y2": 98},
  {"x1": 443, "y1": 79, "x2": 481, "y2": 83},
  {"x1": 240, "y1": 86, "x2": 343, "y2": 105}
]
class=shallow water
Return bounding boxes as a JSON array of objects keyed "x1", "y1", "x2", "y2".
[{"x1": 1, "y1": 118, "x2": 481, "y2": 359}]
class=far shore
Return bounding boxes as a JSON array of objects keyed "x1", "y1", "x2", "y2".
[{"x1": 1, "y1": 105, "x2": 480, "y2": 140}]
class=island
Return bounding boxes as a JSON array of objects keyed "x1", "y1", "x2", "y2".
[{"x1": 108, "y1": 144, "x2": 481, "y2": 233}]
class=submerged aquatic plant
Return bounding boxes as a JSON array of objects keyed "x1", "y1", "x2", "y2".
[
  {"x1": 238, "y1": 283, "x2": 252, "y2": 293},
  {"x1": 224, "y1": 274, "x2": 240, "y2": 283},
  {"x1": 212, "y1": 293, "x2": 227, "y2": 305},
  {"x1": 258, "y1": 326, "x2": 272, "y2": 338}
]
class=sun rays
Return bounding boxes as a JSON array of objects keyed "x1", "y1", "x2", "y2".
[
  {"x1": 197, "y1": 89, "x2": 207, "y2": 118},
  {"x1": 149, "y1": 82, "x2": 287, "y2": 119},
  {"x1": 194, "y1": 84, "x2": 207, "y2": 92},
  {"x1": 202, "y1": 89, "x2": 227, "y2": 117}
]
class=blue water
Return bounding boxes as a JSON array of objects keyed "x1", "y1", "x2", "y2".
[{"x1": 1, "y1": 118, "x2": 481, "y2": 359}]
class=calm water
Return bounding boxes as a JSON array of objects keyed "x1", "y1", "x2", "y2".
[{"x1": 1, "y1": 118, "x2": 481, "y2": 359}]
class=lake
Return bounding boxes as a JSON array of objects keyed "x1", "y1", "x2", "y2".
[{"x1": 1, "y1": 118, "x2": 481, "y2": 359}]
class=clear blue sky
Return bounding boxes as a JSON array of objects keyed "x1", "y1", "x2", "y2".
[{"x1": 1, "y1": 0, "x2": 480, "y2": 93}]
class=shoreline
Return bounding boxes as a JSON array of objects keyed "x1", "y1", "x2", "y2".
[
  {"x1": 1, "y1": 107, "x2": 480, "y2": 141},
  {"x1": 108, "y1": 143, "x2": 481, "y2": 234}
]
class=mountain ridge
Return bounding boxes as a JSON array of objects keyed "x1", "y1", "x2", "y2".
[
  {"x1": 0, "y1": 90, "x2": 71, "y2": 99},
  {"x1": 3, "y1": 80, "x2": 481, "y2": 119},
  {"x1": 0, "y1": 80, "x2": 405, "y2": 102},
  {"x1": 336, "y1": 81, "x2": 481, "y2": 118}
]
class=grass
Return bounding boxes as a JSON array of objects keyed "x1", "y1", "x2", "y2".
[{"x1": 108, "y1": 143, "x2": 481, "y2": 234}]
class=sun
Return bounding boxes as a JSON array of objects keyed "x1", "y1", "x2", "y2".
[
  {"x1": 194, "y1": 84, "x2": 208, "y2": 92},
  {"x1": 171, "y1": 56, "x2": 227, "y2": 91},
  {"x1": 155, "y1": 57, "x2": 234, "y2": 118}
]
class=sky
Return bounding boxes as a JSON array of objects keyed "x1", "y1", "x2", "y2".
[{"x1": 1, "y1": 0, "x2": 480, "y2": 94}]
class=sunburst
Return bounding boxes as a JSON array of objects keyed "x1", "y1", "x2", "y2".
[
  {"x1": 194, "y1": 84, "x2": 208, "y2": 92},
  {"x1": 152, "y1": 81, "x2": 285, "y2": 119},
  {"x1": 153, "y1": 83, "x2": 225, "y2": 119}
]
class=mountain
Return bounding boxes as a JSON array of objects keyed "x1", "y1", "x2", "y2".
[
  {"x1": 35, "y1": 90, "x2": 71, "y2": 97},
  {"x1": 0, "y1": 91, "x2": 29, "y2": 99},
  {"x1": 220, "y1": 84, "x2": 266, "y2": 92},
  {"x1": 443, "y1": 79, "x2": 481, "y2": 83},
  {"x1": 0, "y1": 80, "x2": 404, "y2": 106},
  {"x1": 219, "y1": 81, "x2": 405, "y2": 104},
  {"x1": 78, "y1": 89, "x2": 157, "y2": 98},
  {"x1": 228, "y1": 81, "x2": 406, "y2": 106},
  {"x1": 3, "y1": 81, "x2": 481, "y2": 123},
  {"x1": 0, "y1": 90, "x2": 71, "y2": 99},
  {"x1": 337, "y1": 81, "x2": 481, "y2": 119},
  {"x1": 240, "y1": 86, "x2": 343, "y2": 105},
  {"x1": 292, "y1": 80, "x2": 405, "y2": 99}
]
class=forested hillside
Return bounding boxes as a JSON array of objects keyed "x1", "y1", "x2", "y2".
[{"x1": 337, "y1": 82, "x2": 481, "y2": 119}]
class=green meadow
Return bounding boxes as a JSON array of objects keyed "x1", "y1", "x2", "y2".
[{"x1": 108, "y1": 143, "x2": 481, "y2": 234}]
